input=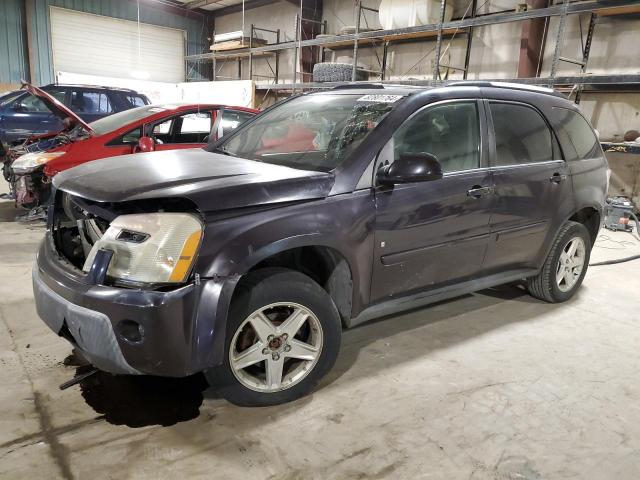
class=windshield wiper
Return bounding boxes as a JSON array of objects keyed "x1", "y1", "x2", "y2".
[{"x1": 212, "y1": 146, "x2": 236, "y2": 157}]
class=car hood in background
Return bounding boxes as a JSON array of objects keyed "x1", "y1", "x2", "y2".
[
  {"x1": 53, "y1": 149, "x2": 335, "y2": 212},
  {"x1": 22, "y1": 83, "x2": 94, "y2": 135}
]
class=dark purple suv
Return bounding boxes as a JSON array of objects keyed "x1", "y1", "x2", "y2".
[{"x1": 33, "y1": 82, "x2": 608, "y2": 406}]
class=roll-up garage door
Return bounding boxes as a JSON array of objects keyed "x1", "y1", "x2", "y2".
[{"x1": 49, "y1": 7, "x2": 185, "y2": 83}]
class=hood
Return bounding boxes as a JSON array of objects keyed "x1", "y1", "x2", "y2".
[
  {"x1": 53, "y1": 149, "x2": 334, "y2": 212},
  {"x1": 22, "y1": 83, "x2": 94, "y2": 135}
]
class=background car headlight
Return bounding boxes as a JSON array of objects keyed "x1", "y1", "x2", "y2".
[
  {"x1": 83, "y1": 213, "x2": 203, "y2": 285},
  {"x1": 12, "y1": 151, "x2": 65, "y2": 174}
]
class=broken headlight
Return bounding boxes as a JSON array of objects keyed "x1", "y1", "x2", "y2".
[
  {"x1": 83, "y1": 213, "x2": 203, "y2": 285},
  {"x1": 12, "y1": 151, "x2": 65, "y2": 174}
]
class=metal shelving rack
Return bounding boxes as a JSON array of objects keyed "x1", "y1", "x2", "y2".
[
  {"x1": 208, "y1": 24, "x2": 281, "y2": 83},
  {"x1": 186, "y1": 0, "x2": 640, "y2": 98}
]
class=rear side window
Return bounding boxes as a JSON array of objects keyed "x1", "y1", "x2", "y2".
[
  {"x1": 552, "y1": 107, "x2": 600, "y2": 161},
  {"x1": 126, "y1": 95, "x2": 147, "y2": 108},
  {"x1": 490, "y1": 102, "x2": 553, "y2": 166},
  {"x1": 70, "y1": 90, "x2": 113, "y2": 114}
]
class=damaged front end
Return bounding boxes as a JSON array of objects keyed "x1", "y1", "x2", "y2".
[
  {"x1": 8, "y1": 135, "x2": 75, "y2": 211},
  {"x1": 6, "y1": 82, "x2": 93, "y2": 211},
  {"x1": 34, "y1": 189, "x2": 229, "y2": 376}
]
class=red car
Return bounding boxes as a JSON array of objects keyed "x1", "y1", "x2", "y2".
[{"x1": 9, "y1": 84, "x2": 258, "y2": 210}]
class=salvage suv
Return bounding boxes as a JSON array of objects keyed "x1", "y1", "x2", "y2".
[{"x1": 33, "y1": 82, "x2": 608, "y2": 406}]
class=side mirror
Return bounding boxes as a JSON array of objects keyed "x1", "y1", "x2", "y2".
[
  {"x1": 12, "y1": 103, "x2": 27, "y2": 112},
  {"x1": 377, "y1": 153, "x2": 443, "y2": 185},
  {"x1": 136, "y1": 136, "x2": 155, "y2": 153}
]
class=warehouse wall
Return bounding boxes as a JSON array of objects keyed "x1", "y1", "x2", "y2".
[
  {"x1": 0, "y1": 0, "x2": 208, "y2": 87},
  {"x1": 0, "y1": 0, "x2": 29, "y2": 89}
]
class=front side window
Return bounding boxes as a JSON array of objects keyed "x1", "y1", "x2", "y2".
[
  {"x1": 180, "y1": 112, "x2": 212, "y2": 134},
  {"x1": 391, "y1": 101, "x2": 480, "y2": 173},
  {"x1": 490, "y1": 102, "x2": 553, "y2": 166},
  {"x1": 151, "y1": 111, "x2": 212, "y2": 144},
  {"x1": 13, "y1": 94, "x2": 49, "y2": 113},
  {"x1": 213, "y1": 94, "x2": 399, "y2": 172}
]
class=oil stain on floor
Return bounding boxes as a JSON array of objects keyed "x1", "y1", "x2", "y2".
[{"x1": 77, "y1": 366, "x2": 209, "y2": 428}]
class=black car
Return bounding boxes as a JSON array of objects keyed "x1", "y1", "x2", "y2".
[
  {"x1": 33, "y1": 82, "x2": 608, "y2": 406},
  {"x1": 0, "y1": 83, "x2": 149, "y2": 146}
]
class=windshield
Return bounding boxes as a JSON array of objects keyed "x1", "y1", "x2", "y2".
[
  {"x1": 213, "y1": 94, "x2": 400, "y2": 172},
  {"x1": 89, "y1": 105, "x2": 170, "y2": 135},
  {"x1": 0, "y1": 91, "x2": 22, "y2": 107}
]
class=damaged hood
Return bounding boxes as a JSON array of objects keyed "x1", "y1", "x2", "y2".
[
  {"x1": 53, "y1": 148, "x2": 334, "y2": 212},
  {"x1": 21, "y1": 83, "x2": 94, "y2": 135}
]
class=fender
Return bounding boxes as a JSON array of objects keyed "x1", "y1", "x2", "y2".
[{"x1": 194, "y1": 191, "x2": 376, "y2": 367}]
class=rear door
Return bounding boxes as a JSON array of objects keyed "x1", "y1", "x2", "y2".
[
  {"x1": 370, "y1": 99, "x2": 494, "y2": 301},
  {"x1": 483, "y1": 100, "x2": 573, "y2": 273}
]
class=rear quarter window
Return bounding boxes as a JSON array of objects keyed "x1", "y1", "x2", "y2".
[{"x1": 551, "y1": 107, "x2": 600, "y2": 161}]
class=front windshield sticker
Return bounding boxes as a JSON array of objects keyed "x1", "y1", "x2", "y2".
[{"x1": 357, "y1": 94, "x2": 404, "y2": 103}]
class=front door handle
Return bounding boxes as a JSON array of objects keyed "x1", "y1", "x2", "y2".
[
  {"x1": 467, "y1": 185, "x2": 494, "y2": 199},
  {"x1": 550, "y1": 172, "x2": 567, "y2": 184}
]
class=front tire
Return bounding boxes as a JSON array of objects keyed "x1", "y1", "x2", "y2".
[
  {"x1": 206, "y1": 268, "x2": 342, "y2": 407},
  {"x1": 527, "y1": 221, "x2": 591, "y2": 303}
]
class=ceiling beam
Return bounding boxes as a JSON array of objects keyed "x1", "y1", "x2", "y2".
[
  {"x1": 185, "y1": 0, "x2": 226, "y2": 10},
  {"x1": 212, "y1": 0, "x2": 283, "y2": 17},
  {"x1": 130, "y1": 0, "x2": 209, "y2": 18}
]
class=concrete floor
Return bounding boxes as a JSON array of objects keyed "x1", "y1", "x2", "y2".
[{"x1": 1, "y1": 194, "x2": 640, "y2": 480}]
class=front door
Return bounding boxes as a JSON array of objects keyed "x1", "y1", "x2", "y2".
[
  {"x1": 3, "y1": 92, "x2": 64, "y2": 143},
  {"x1": 370, "y1": 100, "x2": 494, "y2": 302},
  {"x1": 482, "y1": 100, "x2": 573, "y2": 273}
]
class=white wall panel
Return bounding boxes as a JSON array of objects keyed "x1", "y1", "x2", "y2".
[{"x1": 49, "y1": 7, "x2": 185, "y2": 83}]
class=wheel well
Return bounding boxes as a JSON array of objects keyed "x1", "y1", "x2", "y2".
[
  {"x1": 569, "y1": 207, "x2": 600, "y2": 245},
  {"x1": 248, "y1": 246, "x2": 353, "y2": 326}
]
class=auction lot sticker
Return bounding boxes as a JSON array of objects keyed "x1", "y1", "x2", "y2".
[{"x1": 357, "y1": 94, "x2": 404, "y2": 103}]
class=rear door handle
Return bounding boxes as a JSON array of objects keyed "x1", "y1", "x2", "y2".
[
  {"x1": 550, "y1": 172, "x2": 567, "y2": 184},
  {"x1": 467, "y1": 185, "x2": 494, "y2": 199}
]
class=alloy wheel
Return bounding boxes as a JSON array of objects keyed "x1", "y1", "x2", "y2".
[
  {"x1": 229, "y1": 302, "x2": 323, "y2": 393},
  {"x1": 556, "y1": 236, "x2": 586, "y2": 293}
]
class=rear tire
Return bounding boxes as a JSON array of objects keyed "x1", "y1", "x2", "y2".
[
  {"x1": 206, "y1": 268, "x2": 341, "y2": 407},
  {"x1": 527, "y1": 221, "x2": 591, "y2": 303}
]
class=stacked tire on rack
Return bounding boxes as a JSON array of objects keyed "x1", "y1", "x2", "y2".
[{"x1": 312, "y1": 62, "x2": 368, "y2": 82}]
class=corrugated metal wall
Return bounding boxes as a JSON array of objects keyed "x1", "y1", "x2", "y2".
[
  {"x1": 0, "y1": 0, "x2": 29, "y2": 87},
  {"x1": 0, "y1": 0, "x2": 208, "y2": 86}
]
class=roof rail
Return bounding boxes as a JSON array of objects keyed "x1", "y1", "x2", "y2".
[
  {"x1": 331, "y1": 83, "x2": 386, "y2": 90},
  {"x1": 445, "y1": 80, "x2": 563, "y2": 97}
]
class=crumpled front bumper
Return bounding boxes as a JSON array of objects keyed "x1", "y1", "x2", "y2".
[{"x1": 33, "y1": 234, "x2": 237, "y2": 377}]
